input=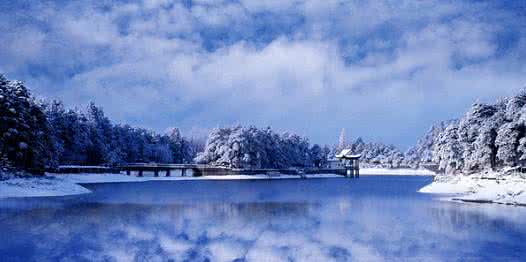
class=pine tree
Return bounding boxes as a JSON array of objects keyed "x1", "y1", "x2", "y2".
[{"x1": 0, "y1": 75, "x2": 53, "y2": 174}]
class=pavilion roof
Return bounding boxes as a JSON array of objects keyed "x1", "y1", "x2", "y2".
[{"x1": 335, "y1": 149, "x2": 361, "y2": 159}]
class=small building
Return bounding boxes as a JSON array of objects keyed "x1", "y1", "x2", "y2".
[{"x1": 335, "y1": 149, "x2": 361, "y2": 177}]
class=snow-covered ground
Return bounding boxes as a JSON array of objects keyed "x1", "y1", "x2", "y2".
[
  {"x1": 360, "y1": 168, "x2": 435, "y2": 176},
  {"x1": 0, "y1": 176, "x2": 91, "y2": 198},
  {"x1": 419, "y1": 170, "x2": 526, "y2": 206}
]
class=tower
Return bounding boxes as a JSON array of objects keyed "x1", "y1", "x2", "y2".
[{"x1": 337, "y1": 128, "x2": 345, "y2": 153}]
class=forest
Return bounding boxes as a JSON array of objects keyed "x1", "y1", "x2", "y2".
[
  {"x1": 0, "y1": 74, "x2": 203, "y2": 175},
  {"x1": 411, "y1": 89, "x2": 526, "y2": 174},
  {"x1": 1, "y1": 74, "x2": 338, "y2": 173},
  {"x1": 0, "y1": 74, "x2": 416, "y2": 175},
  {"x1": 7, "y1": 73, "x2": 523, "y2": 176}
]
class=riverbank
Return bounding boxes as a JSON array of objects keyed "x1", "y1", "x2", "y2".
[
  {"x1": 0, "y1": 173, "x2": 343, "y2": 198},
  {"x1": 419, "y1": 170, "x2": 526, "y2": 206},
  {"x1": 0, "y1": 168, "x2": 435, "y2": 199},
  {"x1": 360, "y1": 168, "x2": 435, "y2": 176}
]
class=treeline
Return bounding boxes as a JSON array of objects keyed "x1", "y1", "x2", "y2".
[
  {"x1": 403, "y1": 120, "x2": 455, "y2": 169},
  {"x1": 194, "y1": 126, "x2": 412, "y2": 169},
  {"x1": 408, "y1": 89, "x2": 526, "y2": 174},
  {"x1": 199, "y1": 88, "x2": 526, "y2": 173},
  {"x1": 0, "y1": 74, "x2": 203, "y2": 174},
  {"x1": 331, "y1": 138, "x2": 406, "y2": 168},
  {"x1": 195, "y1": 126, "x2": 331, "y2": 168},
  {"x1": 6, "y1": 72, "x2": 481, "y2": 175},
  {"x1": 44, "y1": 101, "x2": 203, "y2": 166},
  {"x1": 350, "y1": 138, "x2": 406, "y2": 168}
]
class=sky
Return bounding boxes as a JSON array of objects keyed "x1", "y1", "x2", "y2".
[{"x1": 1, "y1": 0, "x2": 526, "y2": 149}]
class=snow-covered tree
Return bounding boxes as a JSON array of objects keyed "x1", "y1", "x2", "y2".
[
  {"x1": 195, "y1": 126, "x2": 313, "y2": 168},
  {"x1": 0, "y1": 74, "x2": 206, "y2": 173},
  {"x1": 414, "y1": 88, "x2": 526, "y2": 174},
  {"x1": 404, "y1": 120, "x2": 453, "y2": 168},
  {"x1": 458, "y1": 103, "x2": 502, "y2": 172},
  {"x1": 0, "y1": 75, "x2": 53, "y2": 174},
  {"x1": 432, "y1": 121, "x2": 463, "y2": 173}
]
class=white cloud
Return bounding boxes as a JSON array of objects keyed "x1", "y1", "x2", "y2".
[
  {"x1": 240, "y1": 0, "x2": 303, "y2": 13},
  {"x1": 1, "y1": 0, "x2": 525, "y2": 146},
  {"x1": 207, "y1": 239, "x2": 247, "y2": 262}
]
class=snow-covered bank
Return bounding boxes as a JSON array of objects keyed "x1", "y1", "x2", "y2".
[
  {"x1": 55, "y1": 173, "x2": 343, "y2": 184},
  {"x1": 419, "y1": 170, "x2": 526, "y2": 206},
  {"x1": 0, "y1": 173, "x2": 342, "y2": 199},
  {"x1": 0, "y1": 168, "x2": 436, "y2": 199},
  {"x1": 0, "y1": 177, "x2": 91, "y2": 198},
  {"x1": 360, "y1": 168, "x2": 435, "y2": 176}
]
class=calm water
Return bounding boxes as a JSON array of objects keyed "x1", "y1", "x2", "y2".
[{"x1": 1, "y1": 176, "x2": 525, "y2": 262}]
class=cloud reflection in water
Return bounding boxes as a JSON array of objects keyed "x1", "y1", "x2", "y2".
[{"x1": 1, "y1": 177, "x2": 525, "y2": 262}]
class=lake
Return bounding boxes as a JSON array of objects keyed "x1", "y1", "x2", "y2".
[{"x1": 1, "y1": 176, "x2": 525, "y2": 261}]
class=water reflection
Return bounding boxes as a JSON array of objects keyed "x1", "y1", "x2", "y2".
[{"x1": 1, "y1": 177, "x2": 525, "y2": 261}]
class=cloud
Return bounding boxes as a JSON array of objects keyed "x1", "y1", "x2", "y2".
[{"x1": 1, "y1": 0, "x2": 525, "y2": 147}]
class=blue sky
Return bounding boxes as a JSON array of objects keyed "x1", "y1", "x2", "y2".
[{"x1": 1, "y1": 0, "x2": 526, "y2": 148}]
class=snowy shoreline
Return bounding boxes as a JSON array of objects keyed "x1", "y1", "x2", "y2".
[
  {"x1": 419, "y1": 170, "x2": 526, "y2": 206},
  {"x1": 0, "y1": 173, "x2": 343, "y2": 199},
  {"x1": 360, "y1": 168, "x2": 435, "y2": 176},
  {"x1": 0, "y1": 168, "x2": 435, "y2": 199}
]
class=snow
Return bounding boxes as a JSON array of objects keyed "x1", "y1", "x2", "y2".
[
  {"x1": 419, "y1": 170, "x2": 526, "y2": 206},
  {"x1": 360, "y1": 168, "x2": 435, "y2": 176},
  {"x1": 335, "y1": 149, "x2": 360, "y2": 159},
  {"x1": 0, "y1": 172, "x2": 342, "y2": 199},
  {"x1": 58, "y1": 165, "x2": 116, "y2": 169},
  {"x1": 0, "y1": 177, "x2": 91, "y2": 198}
]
